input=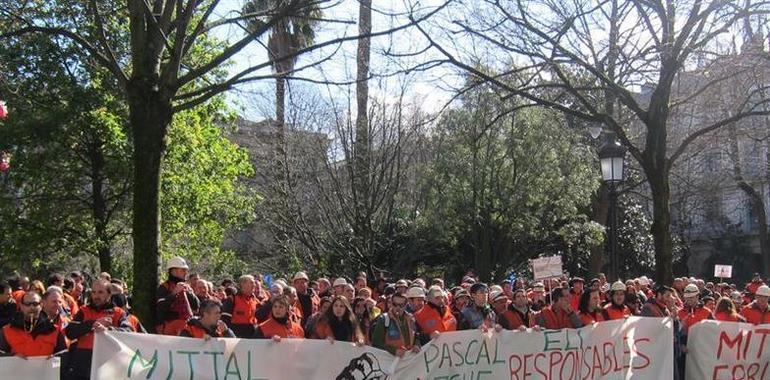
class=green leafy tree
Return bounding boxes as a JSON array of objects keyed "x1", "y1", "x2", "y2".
[{"x1": 425, "y1": 83, "x2": 599, "y2": 281}]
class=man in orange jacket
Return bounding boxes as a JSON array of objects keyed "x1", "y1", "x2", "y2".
[
  {"x1": 678, "y1": 284, "x2": 712, "y2": 333},
  {"x1": 535, "y1": 287, "x2": 583, "y2": 330},
  {"x1": 414, "y1": 286, "x2": 456, "y2": 344},
  {"x1": 180, "y1": 299, "x2": 235, "y2": 338},
  {"x1": 64, "y1": 279, "x2": 133, "y2": 380},
  {"x1": 0, "y1": 291, "x2": 66, "y2": 358},
  {"x1": 221, "y1": 275, "x2": 261, "y2": 338},
  {"x1": 742, "y1": 285, "x2": 770, "y2": 325}
]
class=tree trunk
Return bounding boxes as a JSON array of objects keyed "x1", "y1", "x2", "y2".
[
  {"x1": 590, "y1": 183, "x2": 610, "y2": 275},
  {"x1": 354, "y1": 0, "x2": 372, "y2": 258},
  {"x1": 729, "y1": 124, "x2": 769, "y2": 277},
  {"x1": 89, "y1": 135, "x2": 111, "y2": 273},
  {"x1": 648, "y1": 166, "x2": 674, "y2": 285},
  {"x1": 128, "y1": 89, "x2": 172, "y2": 329}
]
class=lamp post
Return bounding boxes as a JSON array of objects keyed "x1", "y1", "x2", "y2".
[{"x1": 598, "y1": 132, "x2": 626, "y2": 280}]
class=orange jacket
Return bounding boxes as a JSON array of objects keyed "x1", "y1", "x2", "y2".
[
  {"x1": 578, "y1": 311, "x2": 605, "y2": 325},
  {"x1": 741, "y1": 302, "x2": 770, "y2": 325},
  {"x1": 65, "y1": 305, "x2": 130, "y2": 350},
  {"x1": 714, "y1": 311, "x2": 746, "y2": 323},
  {"x1": 602, "y1": 303, "x2": 631, "y2": 320},
  {"x1": 257, "y1": 317, "x2": 304, "y2": 339},
  {"x1": 536, "y1": 306, "x2": 582, "y2": 330},
  {"x1": 678, "y1": 306, "x2": 712, "y2": 333},
  {"x1": 1, "y1": 317, "x2": 66, "y2": 357},
  {"x1": 414, "y1": 304, "x2": 457, "y2": 335},
  {"x1": 499, "y1": 308, "x2": 534, "y2": 330}
]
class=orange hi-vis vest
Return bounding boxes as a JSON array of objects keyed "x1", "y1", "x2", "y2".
[
  {"x1": 2, "y1": 325, "x2": 59, "y2": 357},
  {"x1": 230, "y1": 294, "x2": 259, "y2": 325},
  {"x1": 76, "y1": 306, "x2": 126, "y2": 350},
  {"x1": 414, "y1": 304, "x2": 457, "y2": 335},
  {"x1": 258, "y1": 317, "x2": 304, "y2": 339},
  {"x1": 578, "y1": 311, "x2": 604, "y2": 325}
]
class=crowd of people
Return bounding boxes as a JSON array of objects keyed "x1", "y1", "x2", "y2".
[{"x1": 0, "y1": 256, "x2": 768, "y2": 379}]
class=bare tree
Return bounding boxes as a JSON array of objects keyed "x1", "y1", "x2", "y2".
[
  {"x1": 0, "y1": 0, "x2": 442, "y2": 325},
  {"x1": 412, "y1": 0, "x2": 770, "y2": 283}
]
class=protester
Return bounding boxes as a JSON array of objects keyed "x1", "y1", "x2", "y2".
[
  {"x1": 461, "y1": 283, "x2": 496, "y2": 330},
  {"x1": 603, "y1": 281, "x2": 632, "y2": 320},
  {"x1": 42, "y1": 287, "x2": 69, "y2": 331},
  {"x1": 497, "y1": 288, "x2": 535, "y2": 330},
  {"x1": 536, "y1": 287, "x2": 583, "y2": 329},
  {"x1": 405, "y1": 286, "x2": 426, "y2": 314},
  {"x1": 305, "y1": 296, "x2": 332, "y2": 339},
  {"x1": 414, "y1": 286, "x2": 456, "y2": 344},
  {"x1": 64, "y1": 279, "x2": 132, "y2": 380},
  {"x1": 0, "y1": 283, "x2": 15, "y2": 328},
  {"x1": 155, "y1": 257, "x2": 199, "y2": 335},
  {"x1": 221, "y1": 274, "x2": 261, "y2": 338},
  {"x1": 254, "y1": 295, "x2": 304, "y2": 340},
  {"x1": 0, "y1": 291, "x2": 67, "y2": 358},
  {"x1": 293, "y1": 271, "x2": 319, "y2": 328},
  {"x1": 179, "y1": 299, "x2": 235, "y2": 338},
  {"x1": 370, "y1": 293, "x2": 418, "y2": 357},
  {"x1": 569, "y1": 277, "x2": 585, "y2": 311},
  {"x1": 310, "y1": 296, "x2": 363, "y2": 344},
  {"x1": 677, "y1": 284, "x2": 713, "y2": 334},
  {"x1": 577, "y1": 289, "x2": 605, "y2": 324},
  {"x1": 741, "y1": 285, "x2": 770, "y2": 324}
]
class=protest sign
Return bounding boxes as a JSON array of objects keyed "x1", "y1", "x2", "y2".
[
  {"x1": 714, "y1": 265, "x2": 733, "y2": 279},
  {"x1": 532, "y1": 256, "x2": 563, "y2": 280},
  {"x1": 91, "y1": 317, "x2": 672, "y2": 379},
  {"x1": 0, "y1": 356, "x2": 59, "y2": 380},
  {"x1": 686, "y1": 320, "x2": 770, "y2": 380}
]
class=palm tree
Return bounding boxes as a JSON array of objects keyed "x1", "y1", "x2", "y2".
[{"x1": 243, "y1": 0, "x2": 321, "y2": 156}]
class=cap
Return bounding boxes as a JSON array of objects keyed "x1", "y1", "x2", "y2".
[
  {"x1": 470, "y1": 283, "x2": 488, "y2": 294},
  {"x1": 166, "y1": 257, "x2": 189, "y2": 271},
  {"x1": 569, "y1": 277, "x2": 585, "y2": 286},
  {"x1": 489, "y1": 285, "x2": 503, "y2": 294},
  {"x1": 731, "y1": 291, "x2": 743, "y2": 300},
  {"x1": 683, "y1": 284, "x2": 699, "y2": 297},
  {"x1": 490, "y1": 290, "x2": 507, "y2": 303},
  {"x1": 757, "y1": 285, "x2": 770, "y2": 297},
  {"x1": 427, "y1": 286, "x2": 444, "y2": 298},
  {"x1": 454, "y1": 289, "x2": 470, "y2": 300},
  {"x1": 532, "y1": 282, "x2": 545, "y2": 291},
  {"x1": 292, "y1": 271, "x2": 309, "y2": 282},
  {"x1": 395, "y1": 279, "x2": 409, "y2": 288},
  {"x1": 333, "y1": 278, "x2": 348, "y2": 287},
  {"x1": 638, "y1": 276, "x2": 650, "y2": 286},
  {"x1": 610, "y1": 281, "x2": 626, "y2": 292},
  {"x1": 405, "y1": 286, "x2": 426, "y2": 299}
]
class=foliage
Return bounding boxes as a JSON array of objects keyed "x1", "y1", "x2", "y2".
[{"x1": 423, "y1": 83, "x2": 599, "y2": 281}]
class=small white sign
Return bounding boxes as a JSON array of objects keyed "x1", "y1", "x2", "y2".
[
  {"x1": 532, "y1": 256, "x2": 563, "y2": 280},
  {"x1": 714, "y1": 264, "x2": 732, "y2": 279}
]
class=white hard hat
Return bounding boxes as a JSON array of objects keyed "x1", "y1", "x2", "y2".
[
  {"x1": 333, "y1": 278, "x2": 348, "y2": 287},
  {"x1": 757, "y1": 285, "x2": 770, "y2": 297},
  {"x1": 166, "y1": 257, "x2": 189, "y2": 271},
  {"x1": 292, "y1": 271, "x2": 309, "y2": 282},
  {"x1": 405, "y1": 286, "x2": 426, "y2": 299},
  {"x1": 683, "y1": 284, "x2": 699, "y2": 297},
  {"x1": 638, "y1": 276, "x2": 650, "y2": 286},
  {"x1": 610, "y1": 281, "x2": 626, "y2": 292}
]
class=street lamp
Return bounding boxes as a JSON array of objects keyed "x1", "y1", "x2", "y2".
[{"x1": 598, "y1": 132, "x2": 626, "y2": 281}]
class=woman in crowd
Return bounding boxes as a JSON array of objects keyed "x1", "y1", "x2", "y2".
[
  {"x1": 310, "y1": 296, "x2": 364, "y2": 345},
  {"x1": 713, "y1": 297, "x2": 746, "y2": 322},
  {"x1": 577, "y1": 289, "x2": 605, "y2": 324},
  {"x1": 352, "y1": 297, "x2": 373, "y2": 344},
  {"x1": 254, "y1": 295, "x2": 304, "y2": 340}
]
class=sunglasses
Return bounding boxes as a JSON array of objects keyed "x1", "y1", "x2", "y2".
[
  {"x1": 391, "y1": 302, "x2": 406, "y2": 308},
  {"x1": 22, "y1": 301, "x2": 41, "y2": 307}
]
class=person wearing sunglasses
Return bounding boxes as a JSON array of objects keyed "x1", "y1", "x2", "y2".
[
  {"x1": 370, "y1": 293, "x2": 420, "y2": 357},
  {"x1": 0, "y1": 291, "x2": 66, "y2": 358}
]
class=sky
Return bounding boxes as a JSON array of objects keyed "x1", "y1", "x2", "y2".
[{"x1": 210, "y1": 0, "x2": 458, "y2": 123}]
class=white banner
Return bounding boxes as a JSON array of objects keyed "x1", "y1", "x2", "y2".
[
  {"x1": 685, "y1": 320, "x2": 770, "y2": 380},
  {"x1": 0, "y1": 356, "x2": 59, "y2": 380},
  {"x1": 92, "y1": 317, "x2": 672, "y2": 379}
]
